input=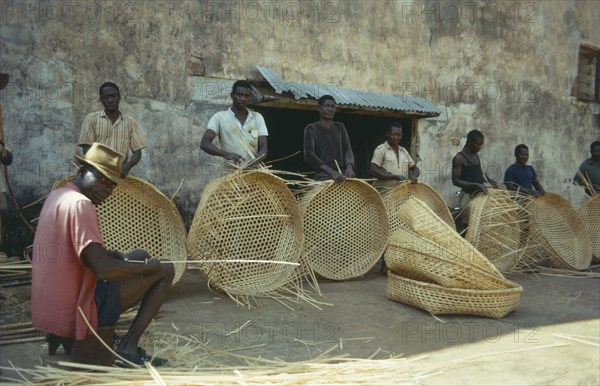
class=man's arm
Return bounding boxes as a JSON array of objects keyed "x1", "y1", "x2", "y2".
[
  {"x1": 120, "y1": 149, "x2": 141, "y2": 177},
  {"x1": 452, "y1": 154, "x2": 487, "y2": 193},
  {"x1": 341, "y1": 123, "x2": 355, "y2": 178},
  {"x1": 0, "y1": 142, "x2": 12, "y2": 166},
  {"x1": 81, "y1": 243, "x2": 160, "y2": 282},
  {"x1": 408, "y1": 164, "x2": 420, "y2": 184},
  {"x1": 532, "y1": 177, "x2": 545, "y2": 196},
  {"x1": 248, "y1": 136, "x2": 268, "y2": 168},
  {"x1": 370, "y1": 163, "x2": 405, "y2": 181},
  {"x1": 200, "y1": 129, "x2": 242, "y2": 164}
]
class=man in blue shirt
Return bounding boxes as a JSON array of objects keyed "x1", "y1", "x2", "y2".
[{"x1": 504, "y1": 144, "x2": 545, "y2": 196}]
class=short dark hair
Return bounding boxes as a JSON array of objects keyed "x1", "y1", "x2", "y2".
[
  {"x1": 232, "y1": 80, "x2": 252, "y2": 94},
  {"x1": 318, "y1": 95, "x2": 336, "y2": 106},
  {"x1": 514, "y1": 144, "x2": 528, "y2": 156},
  {"x1": 99, "y1": 82, "x2": 120, "y2": 96},
  {"x1": 591, "y1": 141, "x2": 600, "y2": 151},
  {"x1": 387, "y1": 122, "x2": 403, "y2": 133},
  {"x1": 466, "y1": 130, "x2": 484, "y2": 143}
]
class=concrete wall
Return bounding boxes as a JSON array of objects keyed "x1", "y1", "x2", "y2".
[{"x1": 1, "y1": 0, "x2": 599, "y2": 251}]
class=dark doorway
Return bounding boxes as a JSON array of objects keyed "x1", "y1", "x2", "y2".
[{"x1": 253, "y1": 105, "x2": 413, "y2": 179}]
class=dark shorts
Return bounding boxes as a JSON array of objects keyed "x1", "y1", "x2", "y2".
[{"x1": 95, "y1": 280, "x2": 121, "y2": 326}]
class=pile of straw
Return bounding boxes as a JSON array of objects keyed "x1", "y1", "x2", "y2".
[
  {"x1": 465, "y1": 189, "x2": 525, "y2": 272},
  {"x1": 187, "y1": 170, "x2": 309, "y2": 306},
  {"x1": 298, "y1": 179, "x2": 389, "y2": 280},
  {"x1": 52, "y1": 176, "x2": 188, "y2": 284},
  {"x1": 385, "y1": 197, "x2": 522, "y2": 318}
]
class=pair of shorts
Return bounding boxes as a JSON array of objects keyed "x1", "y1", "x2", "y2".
[{"x1": 95, "y1": 280, "x2": 121, "y2": 326}]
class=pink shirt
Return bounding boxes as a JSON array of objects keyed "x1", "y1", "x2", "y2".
[{"x1": 31, "y1": 183, "x2": 105, "y2": 339}]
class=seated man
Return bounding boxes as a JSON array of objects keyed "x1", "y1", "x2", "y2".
[
  {"x1": 303, "y1": 95, "x2": 355, "y2": 182},
  {"x1": 504, "y1": 144, "x2": 545, "y2": 196},
  {"x1": 31, "y1": 143, "x2": 174, "y2": 366},
  {"x1": 370, "y1": 122, "x2": 420, "y2": 189},
  {"x1": 574, "y1": 141, "x2": 600, "y2": 196}
]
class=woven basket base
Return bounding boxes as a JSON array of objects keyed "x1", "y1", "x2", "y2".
[{"x1": 579, "y1": 195, "x2": 600, "y2": 261}]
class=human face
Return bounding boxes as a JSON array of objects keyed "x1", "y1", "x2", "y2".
[
  {"x1": 318, "y1": 99, "x2": 336, "y2": 120},
  {"x1": 386, "y1": 126, "x2": 403, "y2": 146},
  {"x1": 100, "y1": 87, "x2": 120, "y2": 113},
  {"x1": 79, "y1": 167, "x2": 117, "y2": 205},
  {"x1": 468, "y1": 137, "x2": 484, "y2": 154},
  {"x1": 231, "y1": 86, "x2": 252, "y2": 110},
  {"x1": 516, "y1": 149, "x2": 529, "y2": 165},
  {"x1": 591, "y1": 145, "x2": 600, "y2": 161}
]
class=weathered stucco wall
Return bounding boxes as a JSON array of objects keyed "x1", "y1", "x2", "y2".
[{"x1": 1, "y1": 0, "x2": 599, "y2": 251}]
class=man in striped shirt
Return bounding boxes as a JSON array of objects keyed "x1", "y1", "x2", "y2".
[{"x1": 78, "y1": 82, "x2": 146, "y2": 177}]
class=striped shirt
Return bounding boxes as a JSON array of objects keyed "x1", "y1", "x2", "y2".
[{"x1": 78, "y1": 111, "x2": 146, "y2": 160}]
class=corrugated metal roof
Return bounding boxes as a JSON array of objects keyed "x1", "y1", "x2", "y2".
[{"x1": 256, "y1": 66, "x2": 442, "y2": 116}]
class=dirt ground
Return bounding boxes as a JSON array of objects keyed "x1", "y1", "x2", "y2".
[{"x1": 1, "y1": 266, "x2": 599, "y2": 385}]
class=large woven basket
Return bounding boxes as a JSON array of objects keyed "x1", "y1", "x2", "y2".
[
  {"x1": 579, "y1": 195, "x2": 600, "y2": 261},
  {"x1": 382, "y1": 182, "x2": 455, "y2": 237},
  {"x1": 465, "y1": 189, "x2": 523, "y2": 272},
  {"x1": 529, "y1": 193, "x2": 592, "y2": 270},
  {"x1": 53, "y1": 176, "x2": 188, "y2": 284},
  {"x1": 385, "y1": 227, "x2": 510, "y2": 289},
  {"x1": 298, "y1": 179, "x2": 389, "y2": 280},
  {"x1": 386, "y1": 270, "x2": 522, "y2": 319},
  {"x1": 395, "y1": 197, "x2": 499, "y2": 274},
  {"x1": 187, "y1": 170, "x2": 304, "y2": 297}
]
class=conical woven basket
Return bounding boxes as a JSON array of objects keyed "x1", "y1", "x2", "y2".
[
  {"x1": 528, "y1": 192, "x2": 592, "y2": 270},
  {"x1": 53, "y1": 176, "x2": 188, "y2": 284},
  {"x1": 395, "y1": 197, "x2": 499, "y2": 274},
  {"x1": 386, "y1": 270, "x2": 522, "y2": 319},
  {"x1": 385, "y1": 227, "x2": 511, "y2": 289},
  {"x1": 382, "y1": 182, "x2": 455, "y2": 237},
  {"x1": 298, "y1": 179, "x2": 389, "y2": 280},
  {"x1": 465, "y1": 189, "x2": 523, "y2": 272},
  {"x1": 579, "y1": 195, "x2": 600, "y2": 261},
  {"x1": 187, "y1": 170, "x2": 304, "y2": 297}
]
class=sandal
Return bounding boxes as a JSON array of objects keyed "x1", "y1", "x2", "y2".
[{"x1": 114, "y1": 347, "x2": 167, "y2": 367}]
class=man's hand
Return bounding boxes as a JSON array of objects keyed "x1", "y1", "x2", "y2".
[
  {"x1": 395, "y1": 175, "x2": 407, "y2": 182},
  {"x1": 344, "y1": 165, "x2": 355, "y2": 178},
  {"x1": 410, "y1": 176, "x2": 418, "y2": 184},
  {"x1": 225, "y1": 152, "x2": 243, "y2": 164},
  {"x1": 109, "y1": 250, "x2": 127, "y2": 260},
  {"x1": 476, "y1": 183, "x2": 488, "y2": 193},
  {"x1": 331, "y1": 170, "x2": 345, "y2": 183}
]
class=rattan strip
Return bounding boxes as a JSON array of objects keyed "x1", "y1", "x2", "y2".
[
  {"x1": 579, "y1": 195, "x2": 600, "y2": 261},
  {"x1": 187, "y1": 170, "x2": 305, "y2": 297},
  {"x1": 386, "y1": 270, "x2": 523, "y2": 319},
  {"x1": 395, "y1": 197, "x2": 502, "y2": 276},
  {"x1": 382, "y1": 182, "x2": 455, "y2": 237},
  {"x1": 386, "y1": 228, "x2": 514, "y2": 290},
  {"x1": 529, "y1": 193, "x2": 592, "y2": 270},
  {"x1": 298, "y1": 179, "x2": 389, "y2": 280},
  {"x1": 465, "y1": 189, "x2": 523, "y2": 272},
  {"x1": 52, "y1": 176, "x2": 188, "y2": 284}
]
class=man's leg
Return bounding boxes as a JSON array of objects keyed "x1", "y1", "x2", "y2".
[{"x1": 116, "y1": 250, "x2": 175, "y2": 360}]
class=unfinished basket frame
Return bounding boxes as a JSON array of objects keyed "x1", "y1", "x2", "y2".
[
  {"x1": 528, "y1": 192, "x2": 592, "y2": 270},
  {"x1": 386, "y1": 270, "x2": 522, "y2": 319},
  {"x1": 465, "y1": 189, "x2": 523, "y2": 272},
  {"x1": 382, "y1": 182, "x2": 455, "y2": 237},
  {"x1": 298, "y1": 179, "x2": 389, "y2": 281},
  {"x1": 53, "y1": 176, "x2": 188, "y2": 284},
  {"x1": 187, "y1": 170, "x2": 305, "y2": 299}
]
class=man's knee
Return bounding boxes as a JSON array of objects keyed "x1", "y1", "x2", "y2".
[{"x1": 161, "y1": 261, "x2": 175, "y2": 283}]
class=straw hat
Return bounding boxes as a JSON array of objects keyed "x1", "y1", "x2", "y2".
[{"x1": 74, "y1": 143, "x2": 122, "y2": 183}]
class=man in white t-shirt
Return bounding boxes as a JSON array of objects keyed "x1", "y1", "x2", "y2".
[
  {"x1": 370, "y1": 122, "x2": 420, "y2": 189},
  {"x1": 200, "y1": 80, "x2": 268, "y2": 168}
]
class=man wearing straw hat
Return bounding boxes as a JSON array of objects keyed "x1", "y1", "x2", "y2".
[
  {"x1": 304, "y1": 95, "x2": 355, "y2": 182},
  {"x1": 452, "y1": 130, "x2": 498, "y2": 228},
  {"x1": 574, "y1": 141, "x2": 600, "y2": 196},
  {"x1": 201, "y1": 80, "x2": 269, "y2": 168},
  {"x1": 31, "y1": 143, "x2": 174, "y2": 366},
  {"x1": 78, "y1": 82, "x2": 146, "y2": 178},
  {"x1": 504, "y1": 144, "x2": 545, "y2": 197},
  {"x1": 370, "y1": 122, "x2": 420, "y2": 189}
]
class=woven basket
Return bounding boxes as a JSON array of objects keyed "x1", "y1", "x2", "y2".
[
  {"x1": 579, "y1": 195, "x2": 600, "y2": 261},
  {"x1": 385, "y1": 227, "x2": 510, "y2": 289},
  {"x1": 382, "y1": 182, "x2": 455, "y2": 237},
  {"x1": 386, "y1": 270, "x2": 522, "y2": 319},
  {"x1": 187, "y1": 170, "x2": 304, "y2": 296},
  {"x1": 53, "y1": 176, "x2": 188, "y2": 284},
  {"x1": 465, "y1": 189, "x2": 523, "y2": 272},
  {"x1": 529, "y1": 193, "x2": 592, "y2": 270},
  {"x1": 395, "y1": 197, "x2": 499, "y2": 274},
  {"x1": 298, "y1": 179, "x2": 389, "y2": 280}
]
